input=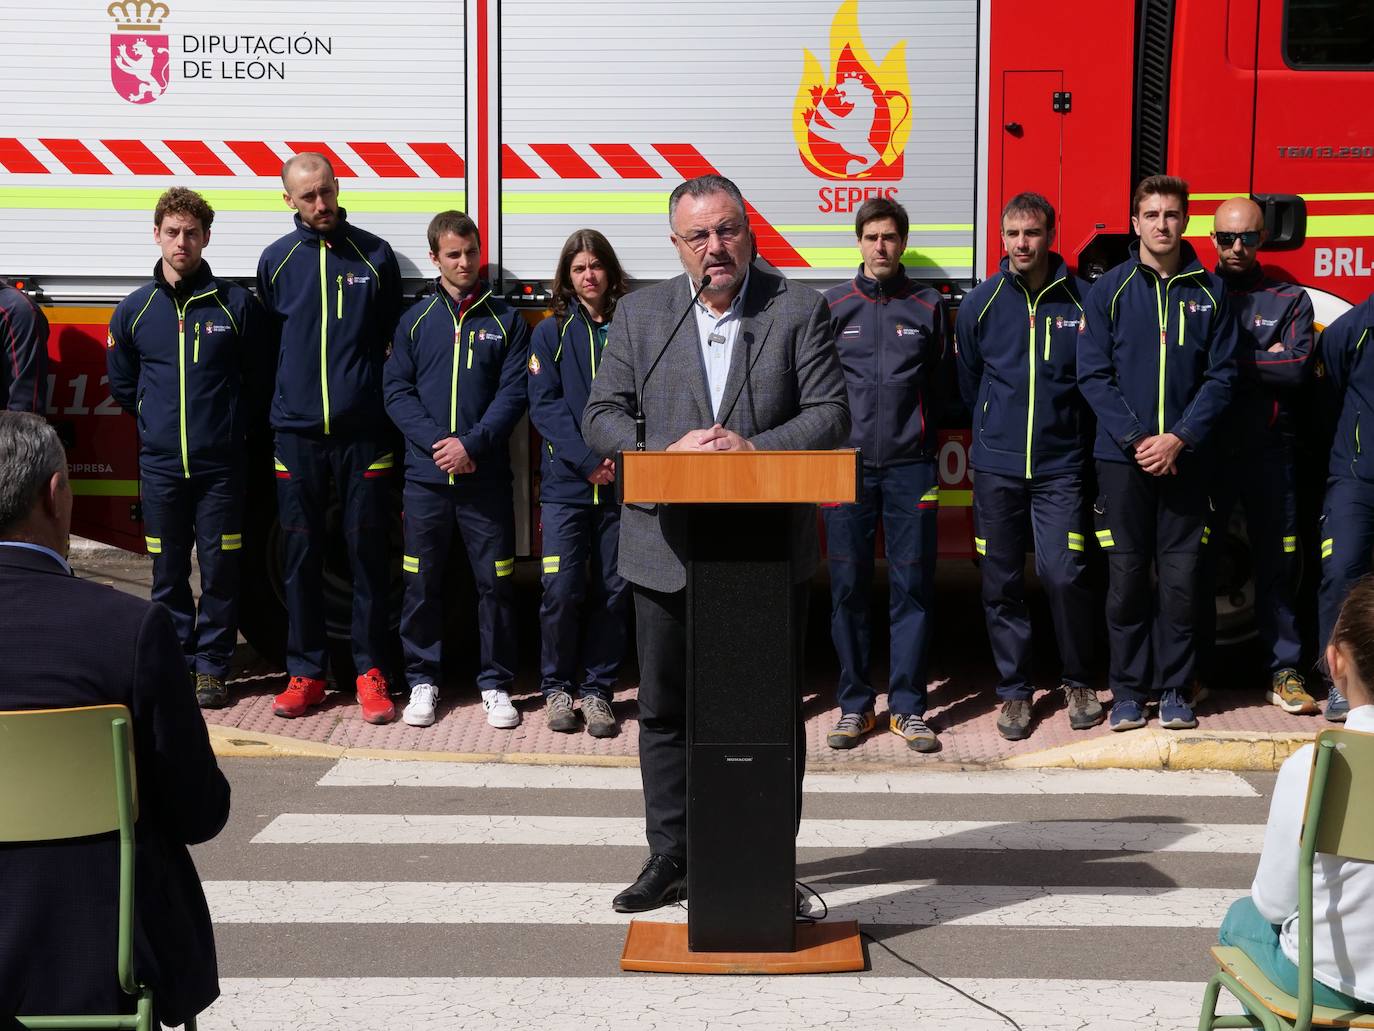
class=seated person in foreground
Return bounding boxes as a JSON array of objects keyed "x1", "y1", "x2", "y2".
[{"x1": 1218, "y1": 572, "x2": 1374, "y2": 1011}]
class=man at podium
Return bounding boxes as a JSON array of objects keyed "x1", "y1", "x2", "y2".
[{"x1": 583, "y1": 174, "x2": 851, "y2": 913}]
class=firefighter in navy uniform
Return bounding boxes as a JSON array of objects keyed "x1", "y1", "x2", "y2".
[
  {"x1": 1078, "y1": 175, "x2": 1238, "y2": 733},
  {"x1": 822, "y1": 197, "x2": 948, "y2": 754},
  {"x1": 256, "y1": 152, "x2": 403, "y2": 725},
  {"x1": 1314, "y1": 294, "x2": 1374, "y2": 723},
  {"x1": 383, "y1": 211, "x2": 530, "y2": 729},
  {"x1": 1198, "y1": 196, "x2": 1317, "y2": 714},
  {"x1": 527, "y1": 230, "x2": 631, "y2": 738},
  {"x1": 0, "y1": 277, "x2": 48, "y2": 413},
  {"x1": 107, "y1": 187, "x2": 268, "y2": 708},
  {"x1": 955, "y1": 192, "x2": 1100, "y2": 741}
]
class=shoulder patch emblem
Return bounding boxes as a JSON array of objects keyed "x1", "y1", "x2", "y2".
[
  {"x1": 527, "y1": 353, "x2": 542, "y2": 375},
  {"x1": 106, "y1": 331, "x2": 116, "y2": 349}
]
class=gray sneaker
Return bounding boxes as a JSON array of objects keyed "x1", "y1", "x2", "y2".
[
  {"x1": 996, "y1": 698, "x2": 1032, "y2": 740},
  {"x1": 544, "y1": 690, "x2": 579, "y2": 733},
  {"x1": 581, "y1": 696, "x2": 618, "y2": 739},
  {"x1": 1063, "y1": 685, "x2": 1105, "y2": 730},
  {"x1": 194, "y1": 673, "x2": 228, "y2": 709}
]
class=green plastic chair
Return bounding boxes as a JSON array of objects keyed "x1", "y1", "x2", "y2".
[
  {"x1": 1198, "y1": 727, "x2": 1374, "y2": 1031},
  {"x1": 0, "y1": 704, "x2": 196, "y2": 1031}
]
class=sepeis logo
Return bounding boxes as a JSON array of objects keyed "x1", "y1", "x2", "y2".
[{"x1": 108, "y1": 1, "x2": 172, "y2": 105}]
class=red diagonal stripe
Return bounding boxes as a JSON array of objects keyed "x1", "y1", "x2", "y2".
[
  {"x1": 39, "y1": 139, "x2": 110, "y2": 175},
  {"x1": 0, "y1": 138, "x2": 47, "y2": 174},
  {"x1": 101, "y1": 139, "x2": 172, "y2": 176},
  {"x1": 285, "y1": 142, "x2": 357, "y2": 177},
  {"x1": 530, "y1": 144, "x2": 598, "y2": 179},
  {"x1": 409, "y1": 143, "x2": 465, "y2": 178},
  {"x1": 348, "y1": 142, "x2": 418, "y2": 179},
  {"x1": 501, "y1": 145, "x2": 539, "y2": 180},
  {"x1": 226, "y1": 140, "x2": 284, "y2": 177},
  {"x1": 653, "y1": 144, "x2": 808, "y2": 268},
  {"x1": 164, "y1": 140, "x2": 233, "y2": 176},
  {"x1": 591, "y1": 143, "x2": 659, "y2": 179}
]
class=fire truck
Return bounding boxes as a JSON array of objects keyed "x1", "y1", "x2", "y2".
[{"x1": 2, "y1": 0, "x2": 1371, "y2": 660}]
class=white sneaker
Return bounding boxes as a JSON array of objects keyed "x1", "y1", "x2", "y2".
[
  {"x1": 402, "y1": 683, "x2": 439, "y2": 727},
  {"x1": 481, "y1": 688, "x2": 520, "y2": 729}
]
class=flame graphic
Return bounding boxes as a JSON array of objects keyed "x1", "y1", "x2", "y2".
[{"x1": 794, "y1": 0, "x2": 911, "y2": 181}]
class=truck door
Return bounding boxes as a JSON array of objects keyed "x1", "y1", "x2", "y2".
[
  {"x1": 1252, "y1": 0, "x2": 1374, "y2": 302},
  {"x1": 999, "y1": 70, "x2": 1064, "y2": 225}
]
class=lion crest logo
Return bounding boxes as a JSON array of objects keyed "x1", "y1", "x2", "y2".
[{"x1": 108, "y1": 2, "x2": 172, "y2": 104}]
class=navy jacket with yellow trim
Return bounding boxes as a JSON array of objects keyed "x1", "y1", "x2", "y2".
[
  {"x1": 256, "y1": 211, "x2": 402, "y2": 436},
  {"x1": 1319, "y1": 294, "x2": 1374, "y2": 483},
  {"x1": 955, "y1": 254, "x2": 1091, "y2": 479},
  {"x1": 107, "y1": 261, "x2": 268, "y2": 477},
  {"x1": 383, "y1": 279, "x2": 531, "y2": 486},
  {"x1": 527, "y1": 304, "x2": 614, "y2": 506},
  {"x1": 1077, "y1": 241, "x2": 1239, "y2": 463}
]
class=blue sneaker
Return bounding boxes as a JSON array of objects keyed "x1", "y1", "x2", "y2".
[
  {"x1": 1326, "y1": 686, "x2": 1350, "y2": 723},
  {"x1": 1159, "y1": 689, "x2": 1199, "y2": 730},
  {"x1": 1109, "y1": 699, "x2": 1147, "y2": 732}
]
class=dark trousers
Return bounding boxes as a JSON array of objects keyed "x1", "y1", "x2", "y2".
[
  {"x1": 401, "y1": 479, "x2": 516, "y2": 693},
  {"x1": 538, "y1": 501, "x2": 630, "y2": 701},
  {"x1": 633, "y1": 583, "x2": 807, "y2": 861},
  {"x1": 274, "y1": 431, "x2": 392, "y2": 679},
  {"x1": 1095, "y1": 458, "x2": 1210, "y2": 704},
  {"x1": 972, "y1": 469, "x2": 1094, "y2": 700},
  {"x1": 821, "y1": 460, "x2": 938, "y2": 716},
  {"x1": 1317, "y1": 475, "x2": 1374, "y2": 661},
  {"x1": 1198, "y1": 438, "x2": 1302, "y2": 677},
  {"x1": 140, "y1": 463, "x2": 242, "y2": 679}
]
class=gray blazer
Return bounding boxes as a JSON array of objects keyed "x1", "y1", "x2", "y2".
[{"x1": 583, "y1": 265, "x2": 851, "y2": 593}]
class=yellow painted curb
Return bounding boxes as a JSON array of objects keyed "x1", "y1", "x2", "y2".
[{"x1": 1000, "y1": 728, "x2": 1315, "y2": 771}]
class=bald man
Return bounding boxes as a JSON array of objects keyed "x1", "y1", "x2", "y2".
[
  {"x1": 1199, "y1": 196, "x2": 1316, "y2": 714},
  {"x1": 256, "y1": 152, "x2": 403, "y2": 724}
]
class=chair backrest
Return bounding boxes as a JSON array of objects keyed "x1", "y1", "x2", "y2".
[
  {"x1": 1308, "y1": 727, "x2": 1374, "y2": 862},
  {"x1": 0, "y1": 704, "x2": 138, "y2": 842}
]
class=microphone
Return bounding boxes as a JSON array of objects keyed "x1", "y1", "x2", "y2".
[{"x1": 635, "y1": 273, "x2": 712, "y2": 451}]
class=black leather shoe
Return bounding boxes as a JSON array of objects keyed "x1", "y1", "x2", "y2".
[{"x1": 612, "y1": 854, "x2": 685, "y2": 913}]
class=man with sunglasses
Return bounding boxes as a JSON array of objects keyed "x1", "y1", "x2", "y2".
[
  {"x1": 1199, "y1": 197, "x2": 1318, "y2": 716},
  {"x1": 583, "y1": 174, "x2": 849, "y2": 913}
]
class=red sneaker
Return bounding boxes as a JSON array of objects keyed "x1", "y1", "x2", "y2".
[
  {"x1": 356, "y1": 667, "x2": 395, "y2": 725},
  {"x1": 273, "y1": 676, "x2": 327, "y2": 718}
]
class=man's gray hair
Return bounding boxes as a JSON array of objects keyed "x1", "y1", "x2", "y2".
[
  {"x1": 0, "y1": 412, "x2": 65, "y2": 536},
  {"x1": 668, "y1": 174, "x2": 747, "y2": 231}
]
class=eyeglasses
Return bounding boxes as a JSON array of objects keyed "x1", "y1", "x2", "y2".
[
  {"x1": 675, "y1": 222, "x2": 746, "y2": 251},
  {"x1": 1215, "y1": 230, "x2": 1261, "y2": 248}
]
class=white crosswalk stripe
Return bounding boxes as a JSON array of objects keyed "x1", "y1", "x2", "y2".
[{"x1": 253, "y1": 812, "x2": 1266, "y2": 852}]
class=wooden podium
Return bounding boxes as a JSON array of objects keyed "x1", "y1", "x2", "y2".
[{"x1": 616, "y1": 449, "x2": 865, "y2": 974}]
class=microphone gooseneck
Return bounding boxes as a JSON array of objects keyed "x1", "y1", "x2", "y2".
[{"x1": 635, "y1": 273, "x2": 712, "y2": 451}]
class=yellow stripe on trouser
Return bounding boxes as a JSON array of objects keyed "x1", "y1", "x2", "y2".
[
  {"x1": 973, "y1": 536, "x2": 986, "y2": 556},
  {"x1": 495, "y1": 558, "x2": 514, "y2": 578},
  {"x1": 1067, "y1": 531, "x2": 1085, "y2": 552},
  {"x1": 1095, "y1": 529, "x2": 1115, "y2": 549},
  {"x1": 1201, "y1": 525, "x2": 1211, "y2": 546},
  {"x1": 1322, "y1": 537, "x2": 1334, "y2": 559},
  {"x1": 221, "y1": 534, "x2": 242, "y2": 552},
  {"x1": 144, "y1": 535, "x2": 161, "y2": 554},
  {"x1": 274, "y1": 458, "x2": 288, "y2": 472},
  {"x1": 920, "y1": 487, "x2": 940, "y2": 503},
  {"x1": 403, "y1": 554, "x2": 420, "y2": 573},
  {"x1": 367, "y1": 453, "x2": 394, "y2": 471},
  {"x1": 1283, "y1": 535, "x2": 1298, "y2": 554},
  {"x1": 542, "y1": 556, "x2": 560, "y2": 574}
]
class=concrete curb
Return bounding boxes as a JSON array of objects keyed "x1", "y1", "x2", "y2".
[{"x1": 209, "y1": 723, "x2": 1316, "y2": 771}]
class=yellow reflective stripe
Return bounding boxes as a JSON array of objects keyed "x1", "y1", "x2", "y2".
[
  {"x1": 1095, "y1": 529, "x2": 1115, "y2": 548},
  {"x1": 346, "y1": 237, "x2": 381, "y2": 281},
  {"x1": 274, "y1": 458, "x2": 289, "y2": 472},
  {"x1": 1322, "y1": 538, "x2": 1335, "y2": 558},
  {"x1": 920, "y1": 486, "x2": 941, "y2": 502},
  {"x1": 144, "y1": 535, "x2": 162, "y2": 554},
  {"x1": 976, "y1": 277, "x2": 1005, "y2": 323},
  {"x1": 70, "y1": 479, "x2": 140, "y2": 497},
  {"x1": 495, "y1": 558, "x2": 515, "y2": 578},
  {"x1": 402, "y1": 554, "x2": 420, "y2": 573},
  {"x1": 1183, "y1": 214, "x2": 1374, "y2": 237},
  {"x1": 973, "y1": 536, "x2": 986, "y2": 556},
  {"x1": 221, "y1": 534, "x2": 242, "y2": 552},
  {"x1": 127, "y1": 288, "x2": 158, "y2": 334},
  {"x1": 1283, "y1": 535, "x2": 1298, "y2": 554},
  {"x1": 270, "y1": 240, "x2": 304, "y2": 285},
  {"x1": 542, "y1": 556, "x2": 561, "y2": 574},
  {"x1": 0, "y1": 187, "x2": 468, "y2": 214},
  {"x1": 1201, "y1": 525, "x2": 1211, "y2": 545},
  {"x1": 797, "y1": 246, "x2": 972, "y2": 270},
  {"x1": 367, "y1": 453, "x2": 394, "y2": 471},
  {"x1": 1067, "y1": 531, "x2": 1085, "y2": 552},
  {"x1": 503, "y1": 191, "x2": 667, "y2": 215},
  {"x1": 940, "y1": 489, "x2": 972, "y2": 507}
]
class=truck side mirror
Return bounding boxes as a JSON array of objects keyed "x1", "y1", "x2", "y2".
[{"x1": 1254, "y1": 194, "x2": 1307, "y2": 251}]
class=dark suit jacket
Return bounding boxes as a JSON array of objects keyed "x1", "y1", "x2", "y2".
[
  {"x1": 0, "y1": 545, "x2": 230, "y2": 1026},
  {"x1": 582, "y1": 265, "x2": 851, "y2": 593}
]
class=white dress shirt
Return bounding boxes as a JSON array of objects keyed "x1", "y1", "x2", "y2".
[{"x1": 691, "y1": 271, "x2": 749, "y2": 421}]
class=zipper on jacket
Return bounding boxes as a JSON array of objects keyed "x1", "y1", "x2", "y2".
[
  {"x1": 337, "y1": 274, "x2": 343, "y2": 320},
  {"x1": 1016, "y1": 275, "x2": 1067, "y2": 480},
  {"x1": 1154, "y1": 278, "x2": 1167, "y2": 435},
  {"x1": 586, "y1": 311, "x2": 602, "y2": 505},
  {"x1": 319, "y1": 244, "x2": 331, "y2": 434},
  {"x1": 1179, "y1": 301, "x2": 1186, "y2": 347},
  {"x1": 173, "y1": 289, "x2": 219, "y2": 479},
  {"x1": 447, "y1": 290, "x2": 494, "y2": 485},
  {"x1": 1043, "y1": 317, "x2": 1052, "y2": 361},
  {"x1": 467, "y1": 329, "x2": 475, "y2": 368},
  {"x1": 194, "y1": 320, "x2": 201, "y2": 364}
]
